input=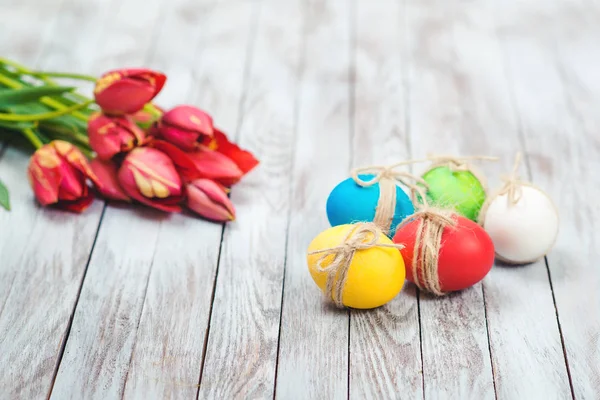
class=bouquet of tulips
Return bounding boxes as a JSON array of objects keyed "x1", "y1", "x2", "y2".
[{"x1": 0, "y1": 59, "x2": 258, "y2": 221}]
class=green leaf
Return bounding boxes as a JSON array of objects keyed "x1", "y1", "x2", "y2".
[
  {"x1": 0, "y1": 119, "x2": 36, "y2": 130},
  {"x1": 0, "y1": 86, "x2": 75, "y2": 106},
  {"x1": 0, "y1": 179, "x2": 10, "y2": 211}
]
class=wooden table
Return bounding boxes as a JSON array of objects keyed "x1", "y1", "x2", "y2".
[{"x1": 1, "y1": 0, "x2": 598, "y2": 398}]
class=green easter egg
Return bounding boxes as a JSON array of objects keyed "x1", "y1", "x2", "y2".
[{"x1": 421, "y1": 166, "x2": 486, "y2": 221}]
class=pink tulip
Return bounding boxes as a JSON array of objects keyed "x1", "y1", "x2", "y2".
[
  {"x1": 27, "y1": 140, "x2": 98, "y2": 212},
  {"x1": 118, "y1": 147, "x2": 183, "y2": 212},
  {"x1": 156, "y1": 105, "x2": 215, "y2": 151},
  {"x1": 88, "y1": 113, "x2": 146, "y2": 160},
  {"x1": 187, "y1": 149, "x2": 243, "y2": 186},
  {"x1": 94, "y1": 68, "x2": 166, "y2": 115},
  {"x1": 186, "y1": 179, "x2": 235, "y2": 221},
  {"x1": 90, "y1": 158, "x2": 130, "y2": 201}
]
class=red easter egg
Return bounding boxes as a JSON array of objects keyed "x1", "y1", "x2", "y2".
[{"x1": 393, "y1": 215, "x2": 495, "y2": 292}]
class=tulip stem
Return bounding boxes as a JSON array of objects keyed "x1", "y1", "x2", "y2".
[
  {"x1": 30, "y1": 71, "x2": 97, "y2": 83},
  {"x1": 0, "y1": 71, "x2": 91, "y2": 122},
  {"x1": 144, "y1": 103, "x2": 163, "y2": 118},
  {"x1": 22, "y1": 128, "x2": 44, "y2": 149},
  {"x1": 0, "y1": 100, "x2": 94, "y2": 122}
]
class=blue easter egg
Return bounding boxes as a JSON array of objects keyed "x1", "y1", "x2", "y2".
[{"x1": 326, "y1": 174, "x2": 415, "y2": 237}]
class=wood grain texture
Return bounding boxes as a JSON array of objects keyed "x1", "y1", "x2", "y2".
[
  {"x1": 405, "y1": 1, "x2": 499, "y2": 397},
  {"x1": 493, "y1": 1, "x2": 600, "y2": 397},
  {"x1": 0, "y1": 1, "x2": 104, "y2": 398},
  {"x1": 197, "y1": 0, "x2": 302, "y2": 398},
  {"x1": 274, "y1": 0, "x2": 351, "y2": 399},
  {"x1": 121, "y1": 1, "x2": 257, "y2": 399},
  {"x1": 551, "y1": 8, "x2": 600, "y2": 398},
  {"x1": 349, "y1": 1, "x2": 423, "y2": 399},
  {"x1": 482, "y1": 1, "x2": 574, "y2": 398},
  {"x1": 49, "y1": 0, "x2": 166, "y2": 398}
]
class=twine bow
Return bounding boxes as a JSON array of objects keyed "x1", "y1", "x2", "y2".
[
  {"x1": 350, "y1": 162, "x2": 429, "y2": 234},
  {"x1": 477, "y1": 152, "x2": 535, "y2": 225},
  {"x1": 496, "y1": 152, "x2": 532, "y2": 205},
  {"x1": 308, "y1": 223, "x2": 405, "y2": 308},
  {"x1": 396, "y1": 206, "x2": 457, "y2": 296}
]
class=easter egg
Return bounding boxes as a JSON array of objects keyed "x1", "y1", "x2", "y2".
[
  {"x1": 307, "y1": 223, "x2": 406, "y2": 309},
  {"x1": 480, "y1": 185, "x2": 558, "y2": 264},
  {"x1": 393, "y1": 213, "x2": 494, "y2": 293},
  {"x1": 326, "y1": 174, "x2": 415, "y2": 237},
  {"x1": 421, "y1": 166, "x2": 486, "y2": 221}
]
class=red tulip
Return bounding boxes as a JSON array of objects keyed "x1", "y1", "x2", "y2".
[
  {"x1": 187, "y1": 149, "x2": 243, "y2": 186},
  {"x1": 94, "y1": 68, "x2": 166, "y2": 114},
  {"x1": 214, "y1": 129, "x2": 259, "y2": 175},
  {"x1": 156, "y1": 105, "x2": 215, "y2": 151},
  {"x1": 27, "y1": 140, "x2": 98, "y2": 212},
  {"x1": 90, "y1": 158, "x2": 130, "y2": 201},
  {"x1": 88, "y1": 113, "x2": 146, "y2": 160},
  {"x1": 118, "y1": 147, "x2": 183, "y2": 212},
  {"x1": 186, "y1": 179, "x2": 235, "y2": 221}
]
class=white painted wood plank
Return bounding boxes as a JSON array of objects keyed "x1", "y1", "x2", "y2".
[
  {"x1": 349, "y1": 1, "x2": 423, "y2": 398},
  {"x1": 197, "y1": 0, "x2": 303, "y2": 398},
  {"x1": 493, "y1": 1, "x2": 600, "y2": 397},
  {"x1": 48, "y1": 0, "x2": 167, "y2": 398},
  {"x1": 121, "y1": 1, "x2": 257, "y2": 398},
  {"x1": 405, "y1": 1, "x2": 510, "y2": 397},
  {"x1": 0, "y1": 2, "x2": 105, "y2": 398},
  {"x1": 274, "y1": 0, "x2": 352, "y2": 399},
  {"x1": 481, "y1": 2, "x2": 575, "y2": 398}
]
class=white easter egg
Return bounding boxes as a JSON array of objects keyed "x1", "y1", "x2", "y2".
[{"x1": 482, "y1": 185, "x2": 558, "y2": 264}]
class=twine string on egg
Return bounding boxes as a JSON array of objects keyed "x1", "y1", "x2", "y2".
[
  {"x1": 396, "y1": 207, "x2": 457, "y2": 296},
  {"x1": 307, "y1": 222, "x2": 405, "y2": 308},
  {"x1": 477, "y1": 152, "x2": 537, "y2": 225},
  {"x1": 350, "y1": 162, "x2": 430, "y2": 234},
  {"x1": 495, "y1": 152, "x2": 534, "y2": 205}
]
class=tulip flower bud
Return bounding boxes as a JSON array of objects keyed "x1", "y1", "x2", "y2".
[
  {"x1": 186, "y1": 179, "x2": 235, "y2": 221},
  {"x1": 156, "y1": 105, "x2": 215, "y2": 151},
  {"x1": 118, "y1": 147, "x2": 183, "y2": 212},
  {"x1": 27, "y1": 140, "x2": 98, "y2": 212},
  {"x1": 88, "y1": 113, "x2": 146, "y2": 160},
  {"x1": 94, "y1": 68, "x2": 166, "y2": 115},
  {"x1": 187, "y1": 150, "x2": 243, "y2": 186}
]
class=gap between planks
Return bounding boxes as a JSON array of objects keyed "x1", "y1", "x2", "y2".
[{"x1": 196, "y1": 0, "x2": 263, "y2": 395}]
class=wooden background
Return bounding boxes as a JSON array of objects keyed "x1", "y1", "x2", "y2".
[{"x1": 1, "y1": 0, "x2": 599, "y2": 398}]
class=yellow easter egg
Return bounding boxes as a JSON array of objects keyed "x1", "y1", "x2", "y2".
[{"x1": 307, "y1": 223, "x2": 406, "y2": 309}]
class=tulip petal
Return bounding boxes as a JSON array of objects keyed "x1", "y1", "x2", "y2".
[
  {"x1": 157, "y1": 124, "x2": 199, "y2": 151},
  {"x1": 125, "y1": 185, "x2": 182, "y2": 212},
  {"x1": 51, "y1": 140, "x2": 99, "y2": 184},
  {"x1": 88, "y1": 113, "x2": 146, "y2": 160},
  {"x1": 118, "y1": 147, "x2": 183, "y2": 212},
  {"x1": 90, "y1": 158, "x2": 130, "y2": 201},
  {"x1": 187, "y1": 149, "x2": 243, "y2": 186},
  {"x1": 149, "y1": 139, "x2": 203, "y2": 181},
  {"x1": 58, "y1": 189, "x2": 95, "y2": 213},
  {"x1": 131, "y1": 69, "x2": 167, "y2": 94},
  {"x1": 162, "y1": 105, "x2": 214, "y2": 136},
  {"x1": 214, "y1": 129, "x2": 259, "y2": 175},
  {"x1": 27, "y1": 160, "x2": 60, "y2": 205},
  {"x1": 95, "y1": 79, "x2": 156, "y2": 114},
  {"x1": 186, "y1": 179, "x2": 235, "y2": 221},
  {"x1": 57, "y1": 163, "x2": 85, "y2": 200}
]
